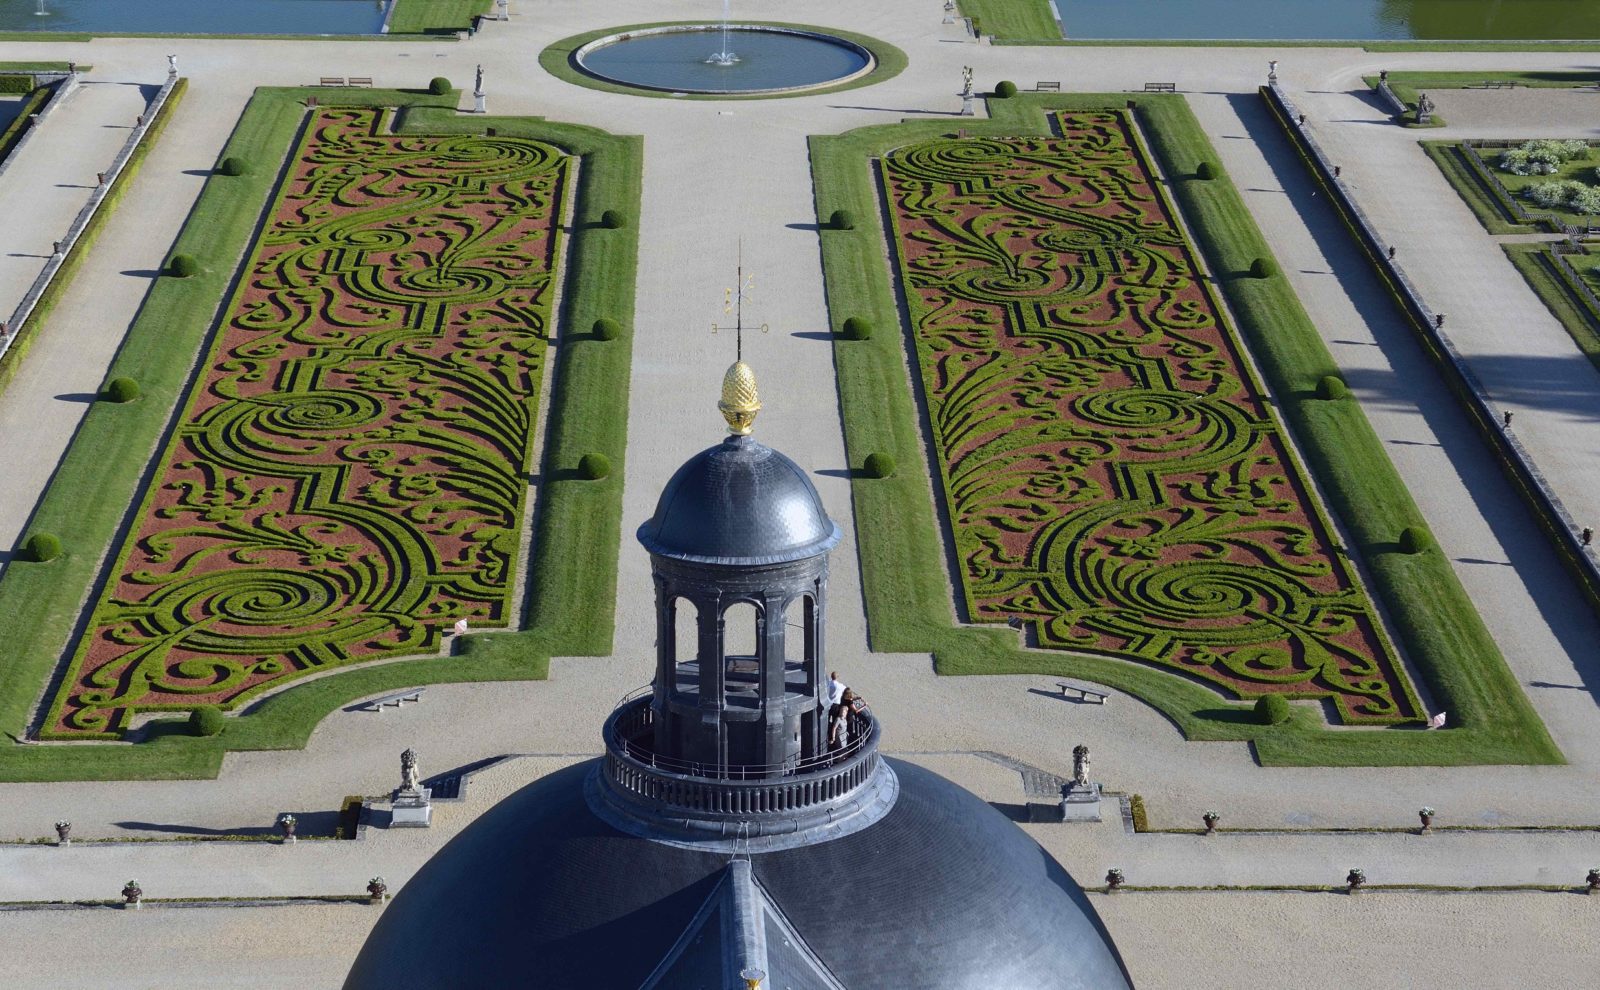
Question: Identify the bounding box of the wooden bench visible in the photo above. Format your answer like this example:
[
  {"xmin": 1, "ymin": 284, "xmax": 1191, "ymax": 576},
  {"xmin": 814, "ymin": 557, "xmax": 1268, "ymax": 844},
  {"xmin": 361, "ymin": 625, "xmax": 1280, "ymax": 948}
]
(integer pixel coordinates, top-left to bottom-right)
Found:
[
  {"xmin": 1056, "ymin": 682, "xmax": 1110, "ymax": 704},
  {"xmin": 319, "ymin": 77, "xmax": 345, "ymax": 87},
  {"xmin": 1471, "ymin": 80, "xmax": 1514, "ymax": 89},
  {"xmin": 1143, "ymin": 82, "xmax": 1177, "ymax": 93},
  {"xmin": 362, "ymin": 688, "xmax": 424, "ymax": 712},
  {"xmin": 1034, "ymin": 81, "xmax": 1061, "ymax": 92},
  {"xmin": 348, "ymin": 77, "xmax": 373, "ymax": 87}
]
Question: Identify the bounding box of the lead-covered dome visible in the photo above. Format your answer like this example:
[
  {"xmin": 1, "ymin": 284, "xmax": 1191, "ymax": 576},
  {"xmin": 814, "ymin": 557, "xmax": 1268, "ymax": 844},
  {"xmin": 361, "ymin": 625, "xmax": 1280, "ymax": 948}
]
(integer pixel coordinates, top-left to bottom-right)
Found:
[
  {"xmin": 638, "ymin": 433, "xmax": 841, "ymax": 565},
  {"xmin": 344, "ymin": 759, "xmax": 1134, "ymax": 989}
]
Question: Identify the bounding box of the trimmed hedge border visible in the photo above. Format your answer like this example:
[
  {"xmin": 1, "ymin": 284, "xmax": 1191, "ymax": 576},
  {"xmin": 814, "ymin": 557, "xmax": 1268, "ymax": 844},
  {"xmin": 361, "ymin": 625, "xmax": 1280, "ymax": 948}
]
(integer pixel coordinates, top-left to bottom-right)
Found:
[
  {"xmin": 1263, "ymin": 81, "xmax": 1600, "ymax": 625},
  {"xmin": 810, "ymin": 91, "xmax": 1558, "ymax": 766},
  {"xmin": 0, "ymin": 89, "xmax": 640, "ymax": 779}
]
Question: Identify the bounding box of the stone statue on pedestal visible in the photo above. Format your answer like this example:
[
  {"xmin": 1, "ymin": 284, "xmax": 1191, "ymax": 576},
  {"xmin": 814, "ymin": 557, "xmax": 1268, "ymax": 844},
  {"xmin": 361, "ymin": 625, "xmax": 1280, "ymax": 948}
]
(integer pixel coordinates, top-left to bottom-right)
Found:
[
  {"xmin": 393, "ymin": 747, "xmax": 432, "ymax": 827},
  {"xmin": 1072, "ymin": 744, "xmax": 1090, "ymax": 788},
  {"xmin": 1061, "ymin": 743, "xmax": 1101, "ymax": 822},
  {"xmin": 400, "ymin": 748, "xmax": 421, "ymax": 792}
]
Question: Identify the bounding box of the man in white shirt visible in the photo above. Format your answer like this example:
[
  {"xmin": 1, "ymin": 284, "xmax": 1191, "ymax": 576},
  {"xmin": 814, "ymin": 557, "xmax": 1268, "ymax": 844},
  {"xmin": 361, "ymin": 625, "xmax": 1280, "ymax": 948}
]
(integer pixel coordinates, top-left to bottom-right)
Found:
[{"xmin": 827, "ymin": 671, "xmax": 846, "ymax": 707}]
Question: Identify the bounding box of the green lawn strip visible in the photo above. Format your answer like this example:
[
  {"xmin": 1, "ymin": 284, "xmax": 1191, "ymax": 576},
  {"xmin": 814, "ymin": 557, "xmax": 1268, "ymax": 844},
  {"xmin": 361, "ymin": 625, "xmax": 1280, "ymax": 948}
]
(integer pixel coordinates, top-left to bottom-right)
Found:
[
  {"xmin": 810, "ymin": 92, "xmax": 1557, "ymax": 766},
  {"xmin": 0, "ymin": 63, "xmax": 77, "ymax": 73},
  {"xmin": 0, "ymin": 88, "xmax": 638, "ymax": 779},
  {"xmin": 959, "ymin": 0, "xmax": 1059, "ymax": 41},
  {"xmin": 1420, "ymin": 140, "xmax": 1531, "ymax": 234},
  {"xmin": 538, "ymin": 22, "xmax": 906, "ymax": 101},
  {"xmin": 1502, "ymin": 243, "xmax": 1600, "ymax": 378},
  {"xmin": 0, "ymin": 77, "xmax": 187, "ymax": 396},
  {"xmin": 386, "ymin": 0, "xmax": 493, "ymax": 35}
]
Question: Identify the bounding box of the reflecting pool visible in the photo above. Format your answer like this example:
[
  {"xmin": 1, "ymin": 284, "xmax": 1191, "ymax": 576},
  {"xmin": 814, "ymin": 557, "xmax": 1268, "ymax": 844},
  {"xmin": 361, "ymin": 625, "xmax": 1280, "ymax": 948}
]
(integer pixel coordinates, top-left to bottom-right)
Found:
[
  {"xmin": 1053, "ymin": 0, "xmax": 1600, "ymax": 40},
  {"xmin": 576, "ymin": 26, "xmax": 872, "ymax": 94},
  {"xmin": 0, "ymin": 0, "xmax": 390, "ymax": 35}
]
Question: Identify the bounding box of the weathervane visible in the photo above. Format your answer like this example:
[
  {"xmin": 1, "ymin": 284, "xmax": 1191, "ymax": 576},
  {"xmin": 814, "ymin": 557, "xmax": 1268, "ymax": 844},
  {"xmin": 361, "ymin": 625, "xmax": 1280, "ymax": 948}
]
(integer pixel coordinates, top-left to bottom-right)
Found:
[{"xmin": 710, "ymin": 241, "xmax": 768, "ymax": 361}]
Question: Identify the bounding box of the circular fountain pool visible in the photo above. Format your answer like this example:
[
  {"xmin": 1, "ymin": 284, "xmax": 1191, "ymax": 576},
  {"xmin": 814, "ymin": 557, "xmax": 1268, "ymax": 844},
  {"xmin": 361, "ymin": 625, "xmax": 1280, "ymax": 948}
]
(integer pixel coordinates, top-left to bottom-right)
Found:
[{"xmin": 573, "ymin": 24, "xmax": 876, "ymax": 96}]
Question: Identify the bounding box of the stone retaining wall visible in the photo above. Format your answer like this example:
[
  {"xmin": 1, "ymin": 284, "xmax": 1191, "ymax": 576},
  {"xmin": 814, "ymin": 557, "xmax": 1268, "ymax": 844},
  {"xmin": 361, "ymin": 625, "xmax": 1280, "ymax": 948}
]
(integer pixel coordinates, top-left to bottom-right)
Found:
[{"xmin": 1262, "ymin": 80, "xmax": 1600, "ymax": 610}]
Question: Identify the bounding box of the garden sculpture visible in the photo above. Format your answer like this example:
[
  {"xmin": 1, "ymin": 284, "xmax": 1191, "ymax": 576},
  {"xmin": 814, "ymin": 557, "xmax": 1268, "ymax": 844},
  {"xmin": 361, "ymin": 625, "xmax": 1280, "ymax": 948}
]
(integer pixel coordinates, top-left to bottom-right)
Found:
[
  {"xmin": 1072, "ymin": 744, "xmax": 1090, "ymax": 788},
  {"xmin": 401, "ymin": 748, "xmax": 421, "ymax": 792}
]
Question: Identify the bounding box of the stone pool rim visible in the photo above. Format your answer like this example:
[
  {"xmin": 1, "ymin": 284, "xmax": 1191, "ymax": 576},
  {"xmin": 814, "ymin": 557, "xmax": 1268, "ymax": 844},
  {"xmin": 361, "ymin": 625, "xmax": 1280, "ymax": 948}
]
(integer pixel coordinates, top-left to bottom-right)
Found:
[{"xmin": 549, "ymin": 21, "xmax": 902, "ymax": 100}]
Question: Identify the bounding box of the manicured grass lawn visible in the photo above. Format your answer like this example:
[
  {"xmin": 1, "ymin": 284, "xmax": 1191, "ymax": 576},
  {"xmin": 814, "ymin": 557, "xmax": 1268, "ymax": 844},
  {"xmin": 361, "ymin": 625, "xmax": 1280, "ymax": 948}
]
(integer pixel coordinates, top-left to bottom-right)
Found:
[
  {"xmin": 1494, "ymin": 155, "xmax": 1600, "ymax": 228},
  {"xmin": 960, "ymin": 0, "xmax": 1059, "ymax": 40},
  {"xmin": 810, "ymin": 92, "xmax": 1559, "ymax": 766},
  {"xmin": 1377, "ymin": 71, "xmax": 1600, "ymax": 99},
  {"xmin": 386, "ymin": 0, "xmax": 493, "ymax": 35},
  {"xmin": 0, "ymin": 87, "xmax": 639, "ymax": 779},
  {"xmin": 1422, "ymin": 139, "xmax": 1600, "ymax": 232}
]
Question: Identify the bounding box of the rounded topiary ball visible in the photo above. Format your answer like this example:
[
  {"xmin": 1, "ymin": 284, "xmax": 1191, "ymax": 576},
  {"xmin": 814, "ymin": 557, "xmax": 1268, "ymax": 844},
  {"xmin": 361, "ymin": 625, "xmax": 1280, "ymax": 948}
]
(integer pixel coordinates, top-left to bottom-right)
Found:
[
  {"xmin": 578, "ymin": 453, "xmax": 611, "ymax": 480},
  {"xmin": 189, "ymin": 705, "xmax": 225, "ymax": 737},
  {"xmin": 1196, "ymin": 160, "xmax": 1217, "ymax": 180},
  {"xmin": 592, "ymin": 318, "xmax": 621, "ymax": 341},
  {"xmin": 25, "ymin": 532, "xmax": 61, "ymax": 563},
  {"xmin": 1249, "ymin": 257, "xmax": 1277, "ymax": 279},
  {"xmin": 829, "ymin": 209, "xmax": 854, "ymax": 231},
  {"xmin": 1398, "ymin": 525, "xmax": 1434, "ymax": 554},
  {"xmin": 428, "ymin": 76, "xmax": 452, "ymax": 96},
  {"xmin": 863, "ymin": 452, "xmax": 896, "ymax": 479},
  {"xmin": 599, "ymin": 209, "xmax": 625, "ymax": 230},
  {"xmin": 841, "ymin": 316, "xmax": 872, "ymax": 341},
  {"xmin": 217, "ymin": 156, "xmax": 246, "ymax": 177},
  {"xmin": 168, "ymin": 254, "xmax": 199, "ymax": 278},
  {"xmin": 104, "ymin": 377, "xmax": 140, "ymax": 403},
  {"xmin": 1255, "ymin": 694, "xmax": 1292, "ymax": 726},
  {"xmin": 1315, "ymin": 375, "xmax": 1349, "ymax": 400},
  {"xmin": 995, "ymin": 80, "xmax": 1018, "ymax": 98}
]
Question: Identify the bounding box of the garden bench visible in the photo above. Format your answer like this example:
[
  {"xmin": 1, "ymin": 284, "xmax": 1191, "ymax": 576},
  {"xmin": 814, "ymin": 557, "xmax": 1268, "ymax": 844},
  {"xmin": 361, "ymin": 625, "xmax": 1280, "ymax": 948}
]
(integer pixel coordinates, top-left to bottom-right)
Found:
[
  {"xmin": 1143, "ymin": 82, "xmax": 1176, "ymax": 93},
  {"xmin": 362, "ymin": 688, "xmax": 424, "ymax": 712},
  {"xmin": 1056, "ymin": 682, "xmax": 1110, "ymax": 704},
  {"xmin": 319, "ymin": 77, "xmax": 345, "ymax": 87},
  {"xmin": 1472, "ymin": 80, "xmax": 1513, "ymax": 89},
  {"xmin": 348, "ymin": 77, "xmax": 373, "ymax": 87},
  {"xmin": 1034, "ymin": 81, "xmax": 1061, "ymax": 92}
]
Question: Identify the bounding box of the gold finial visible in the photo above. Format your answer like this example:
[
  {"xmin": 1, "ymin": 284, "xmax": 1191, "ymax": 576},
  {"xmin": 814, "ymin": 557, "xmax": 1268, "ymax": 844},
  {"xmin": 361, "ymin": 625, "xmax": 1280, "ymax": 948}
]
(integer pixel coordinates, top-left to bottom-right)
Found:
[{"xmin": 719, "ymin": 360, "xmax": 761, "ymax": 435}]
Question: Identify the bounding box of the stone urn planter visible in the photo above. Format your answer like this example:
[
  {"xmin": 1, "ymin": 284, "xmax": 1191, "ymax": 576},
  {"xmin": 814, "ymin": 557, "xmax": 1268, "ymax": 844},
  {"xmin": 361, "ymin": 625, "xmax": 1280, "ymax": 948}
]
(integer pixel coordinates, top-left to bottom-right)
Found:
[
  {"xmin": 1585, "ymin": 868, "xmax": 1600, "ymax": 895},
  {"xmin": 121, "ymin": 879, "xmax": 143, "ymax": 909},
  {"xmin": 1345, "ymin": 868, "xmax": 1366, "ymax": 894},
  {"xmin": 54, "ymin": 820, "xmax": 71, "ymax": 847},
  {"xmin": 279, "ymin": 814, "xmax": 297, "ymax": 844},
  {"xmin": 1105, "ymin": 868, "xmax": 1125, "ymax": 893},
  {"xmin": 1202, "ymin": 811, "xmax": 1220, "ymax": 835},
  {"xmin": 1418, "ymin": 807, "xmax": 1434, "ymax": 834},
  {"xmin": 367, "ymin": 876, "xmax": 388, "ymax": 903}
]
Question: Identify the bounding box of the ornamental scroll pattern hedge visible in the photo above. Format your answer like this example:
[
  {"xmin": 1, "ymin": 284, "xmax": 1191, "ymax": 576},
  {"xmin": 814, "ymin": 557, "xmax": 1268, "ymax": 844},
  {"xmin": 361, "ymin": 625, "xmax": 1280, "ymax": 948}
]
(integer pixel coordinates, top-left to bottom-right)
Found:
[
  {"xmin": 880, "ymin": 111, "xmax": 1422, "ymax": 724},
  {"xmin": 45, "ymin": 108, "xmax": 568, "ymax": 737}
]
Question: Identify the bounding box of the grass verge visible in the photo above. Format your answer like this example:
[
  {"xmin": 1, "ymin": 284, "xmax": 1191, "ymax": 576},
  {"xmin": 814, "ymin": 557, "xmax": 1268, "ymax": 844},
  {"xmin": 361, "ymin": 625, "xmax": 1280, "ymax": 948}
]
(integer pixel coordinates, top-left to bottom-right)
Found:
[
  {"xmin": 538, "ymin": 22, "xmax": 906, "ymax": 101},
  {"xmin": 0, "ymin": 87, "xmax": 639, "ymax": 780},
  {"xmin": 385, "ymin": 0, "xmax": 493, "ymax": 35},
  {"xmin": 809, "ymin": 92, "xmax": 1558, "ymax": 766},
  {"xmin": 961, "ymin": 0, "xmax": 1059, "ymax": 40}
]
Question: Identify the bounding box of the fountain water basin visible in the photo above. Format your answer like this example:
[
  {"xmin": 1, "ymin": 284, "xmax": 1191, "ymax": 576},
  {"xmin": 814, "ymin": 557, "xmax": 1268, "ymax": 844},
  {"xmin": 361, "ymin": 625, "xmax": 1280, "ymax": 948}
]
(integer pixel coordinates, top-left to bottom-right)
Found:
[{"xmin": 574, "ymin": 24, "xmax": 874, "ymax": 96}]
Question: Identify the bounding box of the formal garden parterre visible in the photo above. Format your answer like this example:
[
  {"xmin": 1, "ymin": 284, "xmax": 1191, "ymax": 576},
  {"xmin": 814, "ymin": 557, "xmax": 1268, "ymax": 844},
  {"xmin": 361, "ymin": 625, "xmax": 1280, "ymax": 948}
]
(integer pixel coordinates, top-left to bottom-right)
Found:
[
  {"xmin": 813, "ymin": 92, "xmax": 1558, "ymax": 764},
  {"xmin": 880, "ymin": 112, "xmax": 1420, "ymax": 724},
  {"xmin": 0, "ymin": 86, "xmax": 639, "ymax": 776},
  {"xmin": 43, "ymin": 107, "xmax": 569, "ymax": 737}
]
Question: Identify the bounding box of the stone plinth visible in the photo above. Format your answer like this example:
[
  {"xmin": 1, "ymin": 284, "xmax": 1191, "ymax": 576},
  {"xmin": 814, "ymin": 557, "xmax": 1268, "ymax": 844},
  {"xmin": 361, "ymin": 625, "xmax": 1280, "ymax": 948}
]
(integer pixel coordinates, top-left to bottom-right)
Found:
[
  {"xmin": 1060, "ymin": 781, "xmax": 1102, "ymax": 823},
  {"xmin": 391, "ymin": 787, "xmax": 432, "ymax": 828}
]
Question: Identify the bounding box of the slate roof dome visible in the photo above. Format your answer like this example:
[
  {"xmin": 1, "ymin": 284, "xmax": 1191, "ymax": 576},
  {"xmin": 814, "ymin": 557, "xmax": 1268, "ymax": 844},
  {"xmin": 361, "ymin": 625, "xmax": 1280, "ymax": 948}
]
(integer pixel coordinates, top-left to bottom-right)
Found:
[
  {"xmin": 638, "ymin": 433, "xmax": 842, "ymax": 565},
  {"xmin": 343, "ymin": 759, "xmax": 1135, "ymax": 989}
]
